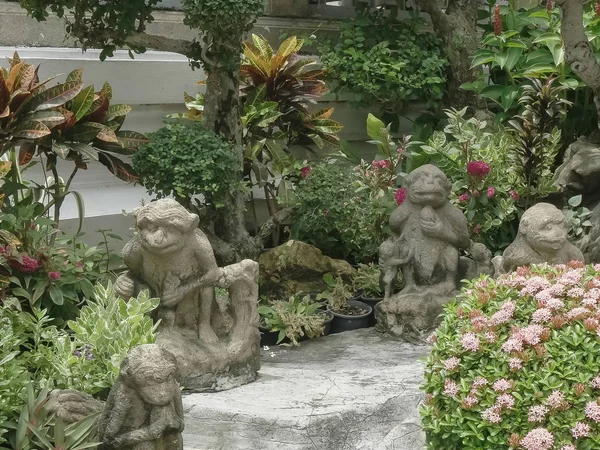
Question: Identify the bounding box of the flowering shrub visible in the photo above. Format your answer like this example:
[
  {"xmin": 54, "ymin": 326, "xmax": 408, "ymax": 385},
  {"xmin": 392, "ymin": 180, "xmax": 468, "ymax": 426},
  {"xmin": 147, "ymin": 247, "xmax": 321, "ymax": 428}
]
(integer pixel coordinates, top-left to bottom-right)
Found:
[{"xmin": 421, "ymin": 262, "xmax": 600, "ymax": 449}]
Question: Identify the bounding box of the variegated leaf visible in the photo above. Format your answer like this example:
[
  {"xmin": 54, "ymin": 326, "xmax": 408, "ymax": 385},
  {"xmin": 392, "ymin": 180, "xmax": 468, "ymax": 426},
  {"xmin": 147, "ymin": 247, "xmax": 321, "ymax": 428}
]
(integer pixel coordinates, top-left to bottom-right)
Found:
[
  {"xmin": 11, "ymin": 120, "xmax": 51, "ymax": 139},
  {"xmin": 28, "ymin": 110, "xmax": 66, "ymax": 127},
  {"xmin": 26, "ymin": 81, "xmax": 83, "ymax": 112},
  {"xmin": 52, "ymin": 142, "xmax": 71, "ymax": 159},
  {"xmin": 0, "ymin": 161, "xmax": 12, "ymax": 177},
  {"xmin": 70, "ymin": 85, "xmax": 95, "ymax": 121},
  {"xmin": 105, "ymin": 104, "xmax": 132, "ymax": 122},
  {"xmin": 18, "ymin": 142, "xmax": 36, "ymax": 165},
  {"xmin": 66, "ymin": 68, "xmax": 83, "ymax": 83}
]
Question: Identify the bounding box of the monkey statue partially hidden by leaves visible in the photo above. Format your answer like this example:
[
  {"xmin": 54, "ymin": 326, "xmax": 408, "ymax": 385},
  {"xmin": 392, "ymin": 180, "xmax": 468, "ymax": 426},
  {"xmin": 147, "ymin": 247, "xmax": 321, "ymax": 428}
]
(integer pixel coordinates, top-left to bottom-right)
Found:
[
  {"xmin": 99, "ymin": 344, "xmax": 184, "ymax": 450},
  {"xmin": 376, "ymin": 165, "xmax": 471, "ymax": 338},
  {"xmin": 494, "ymin": 203, "xmax": 584, "ymax": 276},
  {"xmin": 115, "ymin": 199, "xmax": 261, "ymax": 392}
]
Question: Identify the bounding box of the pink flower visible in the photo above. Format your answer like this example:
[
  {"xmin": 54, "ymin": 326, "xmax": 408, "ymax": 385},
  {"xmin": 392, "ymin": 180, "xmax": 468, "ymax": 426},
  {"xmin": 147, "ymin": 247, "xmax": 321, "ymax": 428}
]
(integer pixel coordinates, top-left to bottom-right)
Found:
[
  {"xmin": 532, "ymin": 308, "xmax": 552, "ymax": 323},
  {"xmin": 567, "ymin": 287, "xmax": 585, "ymax": 298},
  {"xmin": 461, "ymin": 332, "xmax": 480, "ymax": 352},
  {"xmin": 300, "ymin": 166, "xmax": 311, "ymax": 178},
  {"xmin": 463, "ymin": 394, "xmax": 478, "ymax": 408},
  {"xmin": 473, "ymin": 224, "xmax": 481, "ymax": 235},
  {"xmin": 492, "ymin": 378, "xmax": 512, "ymax": 393},
  {"xmin": 372, "ymin": 159, "xmax": 391, "ymax": 170},
  {"xmin": 546, "ymin": 298, "xmax": 565, "ymax": 310},
  {"xmin": 502, "ymin": 337, "xmax": 523, "ymax": 353},
  {"xmin": 426, "ymin": 333, "xmax": 437, "ymax": 344},
  {"xmin": 443, "ymin": 357, "xmax": 460, "ymax": 371},
  {"xmin": 528, "ymin": 405, "xmax": 549, "ymax": 422},
  {"xmin": 397, "ymin": 146, "xmax": 405, "ymax": 153},
  {"xmin": 571, "ymin": 421, "xmax": 590, "ymax": 439},
  {"xmin": 443, "ymin": 378, "xmax": 459, "ymax": 397},
  {"xmin": 546, "ymin": 0, "xmax": 552, "ymax": 10},
  {"xmin": 561, "ymin": 445, "xmax": 576, "ymax": 450},
  {"xmin": 509, "ymin": 189, "xmax": 519, "ymax": 201},
  {"xmin": 48, "ymin": 271, "xmax": 61, "ymax": 281},
  {"xmin": 458, "ymin": 193, "xmax": 470, "ymax": 203},
  {"xmin": 522, "ymin": 325, "xmax": 544, "ymax": 346},
  {"xmin": 395, "ymin": 187, "xmax": 407, "ymax": 206},
  {"xmin": 8, "ymin": 254, "xmax": 42, "ymax": 273},
  {"xmin": 546, "ymin": 390, "xmax": 565, "ymax": 409},
  {"xmin": 591, "ymin": 375, "xmax": 600, "ymax": 389},
  {"xmin": 567, "ymin": 307, "xmax": 588, "ymax": 320},
  {"xmin": 482, "ymin": 405, "xmax": 502, "ymax": 423},
  {"xmin": 484, "ymin": 331, "xmax": 497, "ymax": 343},
  {"xmin": 466, "ymin": 160, "xmax": 490, "ymax": 177},
  {"xmin": 520, "ymin": 428, "xmax": 554, "ymax": 450},
  {"xmin": 509, "ymin": 357, "xmax": 522, "ymax": 370},
  {"xmin": 487, "ymin": 186, "xmax": 496, "ymax": 199},
  {"xmin": 585, "ymin": 401, "xmax": 600, "ymax": 422},
  {"xmin": 496, "ymin": 393, "xmax": 515, "ymax": 409},
  {"xmin": 472, "ymin": 377, "xmax": 488, "ymax": 390}
]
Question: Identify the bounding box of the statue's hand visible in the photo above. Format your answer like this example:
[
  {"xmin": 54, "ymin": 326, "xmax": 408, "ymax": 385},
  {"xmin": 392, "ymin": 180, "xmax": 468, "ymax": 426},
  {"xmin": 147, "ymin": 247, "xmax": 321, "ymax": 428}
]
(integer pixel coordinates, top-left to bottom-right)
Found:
[
  {"xmin": 115, "ymin": 273, "xmax": 135, "ymax": 300},
  {"xmin": 161, "ymin": 288, "xmax": 185, "ymax": 308},
  {"xmin": 420, "ymin": 215, "xmax": 443, "ymax": 237}
]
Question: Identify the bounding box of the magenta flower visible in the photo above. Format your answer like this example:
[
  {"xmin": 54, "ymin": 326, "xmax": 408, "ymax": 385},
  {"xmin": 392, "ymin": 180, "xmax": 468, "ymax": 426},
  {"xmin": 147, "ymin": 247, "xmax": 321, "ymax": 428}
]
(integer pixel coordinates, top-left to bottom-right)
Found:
[
  {"xmin": 473, "ymin": 224, "xmax": 481, "ymax": 234},
  {"xmin": 300, "ymin": 166, "xmax": 312, "ymax": 178},
  {"xmin": 9, "ymin": 254, "xmax": 42, "ymax": 273},
  {"xmin": 48, "ymin": 271, "xmax": 61, "ymax": 281},
  {"xmin": 509, "ymin": 189, "xmax": 519, "ymax": 201},
  {"xmin": 466, "ymin": 160, "xmax": 490, "ymax": 177},
  {"xmin": 458, "ymin": 193, "xmax": 470, "ymax": 203},
  {"xmin": 487, "ymin": 186, "xmax": 496, "ymax": 199},
  {"xmin": 395, "ymin": 187, "xmax": 407, "ymax": 205},
  {"xmin": 372, "ymin": 159, "xmax": 391, "ymax": 170}
]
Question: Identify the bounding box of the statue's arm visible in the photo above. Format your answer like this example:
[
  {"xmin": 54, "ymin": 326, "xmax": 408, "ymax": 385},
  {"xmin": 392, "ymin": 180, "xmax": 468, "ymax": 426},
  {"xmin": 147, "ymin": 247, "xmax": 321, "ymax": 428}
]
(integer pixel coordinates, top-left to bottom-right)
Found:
[
  {"xmin": 389, "ymin": 204, "xmax": 411, "ymax": 237},
  {"xmin": 441, "ymin": 206, "xmax": 471, "ymax": 249},
  {"xmin": 101, "ymin": 385, "xmax": 131, "ymax": 446},
  {"xmin": 116, "ymin": 238, "xmax": 145, "ymax": 299}
]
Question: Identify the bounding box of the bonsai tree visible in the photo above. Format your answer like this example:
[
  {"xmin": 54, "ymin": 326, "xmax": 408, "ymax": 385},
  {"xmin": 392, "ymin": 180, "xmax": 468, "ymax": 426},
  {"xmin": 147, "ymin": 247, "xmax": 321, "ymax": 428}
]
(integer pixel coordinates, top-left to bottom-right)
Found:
[{"xmin": 18, "ymin": 0, "xmax": 268, "ymax": 263}]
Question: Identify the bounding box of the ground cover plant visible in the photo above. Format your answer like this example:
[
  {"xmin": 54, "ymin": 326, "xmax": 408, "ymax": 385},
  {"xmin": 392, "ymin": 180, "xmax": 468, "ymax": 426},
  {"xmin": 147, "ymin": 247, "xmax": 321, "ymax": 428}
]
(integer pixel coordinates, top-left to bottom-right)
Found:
[{"xmin": 421, "ymin": 262, "xmax": 600, "ymax": 449}]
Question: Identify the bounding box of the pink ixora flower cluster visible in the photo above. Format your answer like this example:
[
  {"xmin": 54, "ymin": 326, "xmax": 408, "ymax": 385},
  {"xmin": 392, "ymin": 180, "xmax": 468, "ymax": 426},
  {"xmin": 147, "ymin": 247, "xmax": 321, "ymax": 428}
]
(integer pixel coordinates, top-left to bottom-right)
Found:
[
  {"xmin": 372, "ymin": 159, "xmax": 391, "ymax": 170},
  {"xmin": 395, "ymin": 187, "xmax": 407, "ymax": 206},
  {"xmin": 466, "ymin": 160, "xmax": 490, "ymax": 177},
  {"xmin": 520, "ymin": 428, "xmax": 554, "ymax": 450},
  {"xmin": 8, "ymin": 253, "xmax": 42, "ymax": 273}
]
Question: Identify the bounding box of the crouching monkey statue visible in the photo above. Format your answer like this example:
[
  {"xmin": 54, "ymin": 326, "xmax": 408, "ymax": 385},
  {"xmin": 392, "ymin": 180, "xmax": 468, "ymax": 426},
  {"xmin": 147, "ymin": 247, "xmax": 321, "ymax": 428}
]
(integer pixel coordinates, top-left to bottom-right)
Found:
[{"xmin": 115, "ymin": 199, "xmax": 260, "ymax": 392}]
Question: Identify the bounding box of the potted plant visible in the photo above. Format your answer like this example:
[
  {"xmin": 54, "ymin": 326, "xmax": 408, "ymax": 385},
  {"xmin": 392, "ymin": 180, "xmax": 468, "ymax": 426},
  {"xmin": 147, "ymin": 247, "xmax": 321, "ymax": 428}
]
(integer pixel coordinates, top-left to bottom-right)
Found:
[
  {"xmin": 318, "ymin": 275, "xmax": 371, "ymax": 333},
  {"xmin": 257, "ymin": 295, "xmax": 333, "ymax": 346},
  {"xmin": 353, "ymin": 263, "xmax": 385, "ymax": 326}
]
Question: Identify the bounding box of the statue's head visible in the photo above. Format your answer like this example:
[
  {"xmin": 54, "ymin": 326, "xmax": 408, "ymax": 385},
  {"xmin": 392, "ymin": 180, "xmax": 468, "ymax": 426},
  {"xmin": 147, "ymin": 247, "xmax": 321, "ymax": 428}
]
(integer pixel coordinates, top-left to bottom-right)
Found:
[
  {"xmin": 121, "ymin": 344, "xmax": 179, "ymax": 406},
  {"xmin": 133, "ymin": 199, "xmax": 199, "ymax": 255},
  {"xmin": 405, "ymin": 164, "xmax": 451, "ymax": 208},
  {"xmin": 519, "ymin": 203, "xmax": 568, "ymax": 253}
]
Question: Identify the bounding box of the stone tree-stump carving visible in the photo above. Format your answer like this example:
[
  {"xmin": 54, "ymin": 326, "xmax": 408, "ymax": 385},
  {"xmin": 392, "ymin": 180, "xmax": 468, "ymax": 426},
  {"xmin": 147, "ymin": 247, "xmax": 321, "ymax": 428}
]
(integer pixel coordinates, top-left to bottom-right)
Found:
[
  {"xmin": 493, "ymin": 202, "xmax": 585, "ymax": 276},
  {"xmin": 376, "ymin": 165, "xmax": 471, "ymax": 338},
  {"xmin": 116, "ymin": 199, "xmax": 260, "ymax": 392},
  {"xmin": 99, "ymin": 344, "xmax": 184, "ymax": 450}
]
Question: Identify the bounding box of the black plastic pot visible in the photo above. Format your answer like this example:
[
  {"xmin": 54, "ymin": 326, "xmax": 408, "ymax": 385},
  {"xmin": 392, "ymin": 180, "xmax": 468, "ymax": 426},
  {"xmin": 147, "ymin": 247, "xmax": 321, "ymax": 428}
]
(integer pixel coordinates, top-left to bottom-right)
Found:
[
  {"xmin": 259, "ymin": 326, "xmax": 281, "ymax": 347},
  {"xmin": 328, "ymin": 300, "xmax": 372, "ymax": 334},
  {"xmin": 360, "ymin": 295, "xmax": 384, "ymax": 327},
  {"xmin": 321, "ymin": 310, "xmax": 334, "ymax": 336}
]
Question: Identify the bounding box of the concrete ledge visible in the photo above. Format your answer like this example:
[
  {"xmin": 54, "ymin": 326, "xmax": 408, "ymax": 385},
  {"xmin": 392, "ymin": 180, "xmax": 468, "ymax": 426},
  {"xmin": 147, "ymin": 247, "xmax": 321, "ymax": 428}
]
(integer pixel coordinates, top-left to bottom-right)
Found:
[{"xmin": 181, "ymin": 328, "xmax": 427, "ymax": 450}]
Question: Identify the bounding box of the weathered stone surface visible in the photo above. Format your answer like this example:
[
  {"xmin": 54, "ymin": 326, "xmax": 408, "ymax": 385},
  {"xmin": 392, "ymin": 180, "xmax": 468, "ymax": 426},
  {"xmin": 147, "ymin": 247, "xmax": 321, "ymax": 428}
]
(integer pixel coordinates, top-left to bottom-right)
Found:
[
  {"xmin": 495, "ymin": 203, "xmax": 584, "ymax": 275},
  {"xmin": 259, "ymin": 240, "xmax": 356, "ymax": 298},
  {"xmin": 376, "ymin": 165, "xmax": 471, "ymax": 339},
  {"xmin": 99, "ymin": 344, "xmax": 184, "ymax": 450},
  {"xmin": 116, "ymin": 199, "xmax": 260, "ymax": 392},
  {"xmin": 579, "ymin": 203, "xmax": 600, "ymax": 264},
  {"xmin": 182, "ymin": 329, "xmax": 427, "ymax": 450},
  {"xmin": 554, "ymin": 139, "xmax": 600, "ymax": 207},
  {"xmin": 46, "ymin": 389, "xmax": 105, "ymax": 425}
]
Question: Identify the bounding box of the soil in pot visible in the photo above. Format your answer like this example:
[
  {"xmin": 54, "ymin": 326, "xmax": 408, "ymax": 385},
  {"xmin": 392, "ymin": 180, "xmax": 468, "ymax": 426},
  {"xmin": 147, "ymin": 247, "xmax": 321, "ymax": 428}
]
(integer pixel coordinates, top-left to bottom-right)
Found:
[
  {"xmin": 328, "ymin": 299, "xmax": 372, "ymax": 334},
  {"xmin": 360, "ymin": 295, "xmax": 384, "ymax": 327}
]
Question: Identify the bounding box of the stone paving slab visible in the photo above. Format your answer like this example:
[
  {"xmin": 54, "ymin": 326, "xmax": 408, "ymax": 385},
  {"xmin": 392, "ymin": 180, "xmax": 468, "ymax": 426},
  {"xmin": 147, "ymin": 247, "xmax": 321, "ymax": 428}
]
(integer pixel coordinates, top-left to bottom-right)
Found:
[{"xmin": 182, "ymin": 328, "xmax": 428, "ymax": 450}]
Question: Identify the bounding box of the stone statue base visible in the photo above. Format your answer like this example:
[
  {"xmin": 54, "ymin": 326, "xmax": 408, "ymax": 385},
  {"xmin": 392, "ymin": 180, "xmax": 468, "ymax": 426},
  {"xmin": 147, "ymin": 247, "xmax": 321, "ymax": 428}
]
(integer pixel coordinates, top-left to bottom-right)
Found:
[{"xmin": 375, "ymin": 284, "xmax": 456, "ymax": 340}]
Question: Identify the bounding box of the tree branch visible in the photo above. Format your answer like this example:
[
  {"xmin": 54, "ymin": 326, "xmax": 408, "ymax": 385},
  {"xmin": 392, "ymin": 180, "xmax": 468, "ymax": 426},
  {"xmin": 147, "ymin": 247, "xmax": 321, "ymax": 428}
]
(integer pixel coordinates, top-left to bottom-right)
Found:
[
  {"xmin": 418, "ymin": 0, "xmax": 450, "ymax": 33},
  {"xmin": 254, "ymin": 207, "xmax": 294, "ymax": 247},
  {"xmin": 92, "ymin": 30, "xmax": 197, "ymax": 57}
]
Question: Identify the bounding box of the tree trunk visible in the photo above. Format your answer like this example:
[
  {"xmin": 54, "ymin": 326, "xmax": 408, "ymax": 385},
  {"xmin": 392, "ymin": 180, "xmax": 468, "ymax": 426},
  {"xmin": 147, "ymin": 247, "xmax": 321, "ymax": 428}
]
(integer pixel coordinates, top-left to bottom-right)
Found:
[
  {"xmin": 419, "ymin": 0, "xmax": 487, "ymax": 111},
  {"xmin": 203, "ymin": 41, "xmax": 260, "ymax": 264},
  {"xmin": 556, "ymin": 0, "xmax": 600, "ymax": 136}
]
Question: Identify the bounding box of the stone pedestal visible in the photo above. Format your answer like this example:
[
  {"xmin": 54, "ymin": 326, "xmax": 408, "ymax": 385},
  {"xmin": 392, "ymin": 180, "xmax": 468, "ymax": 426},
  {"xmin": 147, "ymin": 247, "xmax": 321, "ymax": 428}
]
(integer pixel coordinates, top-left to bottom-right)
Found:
[{"xmin": 182, "ymin": 329, "xmax": 427, "ymax": 450}]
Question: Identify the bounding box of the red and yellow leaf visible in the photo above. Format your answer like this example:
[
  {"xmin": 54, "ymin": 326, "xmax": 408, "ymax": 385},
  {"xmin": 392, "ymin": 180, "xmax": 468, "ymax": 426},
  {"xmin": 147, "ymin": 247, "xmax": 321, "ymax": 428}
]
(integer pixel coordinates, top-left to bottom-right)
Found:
[
  {"xmin": 98, "ymin": 152, "xmax": 138, "ymax": 183},
  {"xmin": 11, "ymin": 120, "xmax": 51, "ymax": 139},
  {"xmin": 26, "ymin": 81, "xmax": 83, "ymax": 112},
  {"xmin": 18, "ymin": 142, "xmax": 36, "ymax": 165}
]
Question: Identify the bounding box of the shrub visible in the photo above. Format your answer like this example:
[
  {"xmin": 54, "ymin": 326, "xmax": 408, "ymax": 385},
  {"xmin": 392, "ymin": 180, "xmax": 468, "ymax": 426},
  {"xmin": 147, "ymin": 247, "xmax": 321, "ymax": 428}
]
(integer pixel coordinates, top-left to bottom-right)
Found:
[
  {"xmin": 289, "ymin": 160, "xmax": 393, "ymax": 263},
  {"xmin": 0, "ymin": 282, "xmax": 158, "ymax": 445},
  {"xmin": 133, "ymin": 123, "xmax": 242, "ymax": 208},
  {"xmin": 421, "ymin": 262, "xmax": 600, "ymax": 450}
]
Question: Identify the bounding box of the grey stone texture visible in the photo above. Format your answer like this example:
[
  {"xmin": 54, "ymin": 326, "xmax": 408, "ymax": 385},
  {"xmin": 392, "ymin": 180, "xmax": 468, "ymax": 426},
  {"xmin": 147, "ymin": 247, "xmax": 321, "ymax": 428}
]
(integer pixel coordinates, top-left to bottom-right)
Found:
[
  {"xmin": 99, "ymin": 344, "xmax": 185, "ymax": 450},
  {"xmin": 495, "ymin": 202, "xmax": 585, "ymax": 275},
  {"xmin": 554, "ymin": 139, "xmax": 600, "ymax": 208},
  {"xmin": 45, "ymin": 389, "xmax": 105, "ymax": 424},
  {"xmin": 578, "ymin": 203, "xmax": 600, "ymax": 264},
  {"xmin": 376, "ymin": 165, "xmax": 471, "ymax": 339},
  {"xmin": 116, "ymin": 199, "xmax": 260, "ymax": 392},
  {"xmin": 182, "ymin": 328, "xmax": 427, "ymax": 450},
  {"xmin": 259, "ymin": 240, "xmax": 356, "ymax": 298}
]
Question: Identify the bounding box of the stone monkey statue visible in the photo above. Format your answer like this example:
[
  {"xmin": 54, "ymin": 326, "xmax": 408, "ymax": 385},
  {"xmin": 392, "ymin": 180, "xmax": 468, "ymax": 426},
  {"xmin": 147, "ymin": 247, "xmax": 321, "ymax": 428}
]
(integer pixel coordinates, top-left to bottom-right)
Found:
[
  {"xmin": 496, "ymin": 202, "xmax": 584, "ymax": 275},
  {"xmin": 115, "ymin": 199, "xmax": 219, "ymax": 343},
  {"xmin": 99, "ymin": 344, "xmax": 184, "ymax": 450}
]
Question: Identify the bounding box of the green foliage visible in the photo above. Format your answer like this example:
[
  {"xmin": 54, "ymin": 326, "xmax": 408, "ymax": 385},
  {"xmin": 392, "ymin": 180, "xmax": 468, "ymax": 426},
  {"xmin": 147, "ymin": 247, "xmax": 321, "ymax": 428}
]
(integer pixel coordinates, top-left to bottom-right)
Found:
[
  {"xmin": 133, "ymin": 123, "xmax": 242, "ymax": 208},
  {"xmin": 317, "ymin": 274, "xmax": 353, "ymax": 312},
  {"xmin": 289, "ymin": 160, "xmax": 394, "ymax": 264},
  {"xmin": 6, "ymin": 383, "xmax": 100, "ymax": 450},
  {"xmin": 0, "ymin": 282, "xmax": 158, "ymax": 445},
  {"xmin": 421, "ymin": 263, "xmax": 600, "ymax": 449},
  {"xmin": 466, "ymin": 2, "xmax": 598, "ymax": 144},
  {"xmin": 508, "ymin": 78, "xmax": 570, "ymax": 208},
  {"xmin": 353, "ymin": 263, "xmax": 383, "ymax": 298},
  {"xmin": 564, "ymin": 194, "xmax": 594, "ymax": 240},
  {"xmin": 258, "ymin": 294, "xmax": 326, "ymax": 346},
  {"xmin": 318, "ymin": 9, "xmax": 447, "ymax": 120},
  {"xmin": 413, "ymin": 108, "xmax": 520, "ymax": 254}
]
